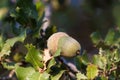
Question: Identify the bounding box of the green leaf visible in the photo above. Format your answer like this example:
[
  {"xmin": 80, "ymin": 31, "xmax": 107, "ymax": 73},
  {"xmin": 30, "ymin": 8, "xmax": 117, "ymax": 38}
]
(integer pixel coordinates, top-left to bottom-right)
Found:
[
  {"xmin": 76, "ymin": 72, "xmax": 87, "ymax": 80},
  {"xmin": 5, "ymin": 29, "xmax": 26, "ymax": 46},
  {"xmin": 13, "ymin": 53, "xmax": 23, "ymax": 62},
  {"xmin": 86, "ymin": 64, "xmax": 99, "ymax": 79},
  {"xmin": 15, "ymin": 66, "xmax": 36, "ymax": 80},
  {"xmin": 51, "ymin": 70, "xmax": 65, "ymax": 80},
  {"xmin": 25, "ymin": 44, "xmax": 44, "ymax": 70},
  {"xmin": 104, "ymin": 28, "xmax": 115, "ymax": 45},
  {"xmin": 100, "ymin": 76, "xmax": 108, "ymax": 80},
  {"xmin": 15, "ymin": 66, "xmax": 50, "ymax": 80},
  {"xmin": 29, "ymin": 72, "xmax": 50, "ymax": 80},
  {"xmin": 0, "ymin": 30, "xmax": 26, "ymax": 58},
  {"xmin": 0, "ymin": 34, "xmax": 4, "ymax": 50},
  {"xmin": 109, "ymin": 49, "xmax": 120, "ymax": 63},
  {"xmin": 1, "ymin": 62, "xmax": 15, "ymax": 70},
  {"xmin": 96, "ymin": 76, "xmax": 108, "ymax": 80},
  {"xmin": 37, "ymin": 11, "xmax": 45, "ymax": 28},
  {"xmin": 114, "ymin": 49, "xmax": 120, "ymax": 62},
  {"xmin": 32, "ymin": 12, "xmax": 45, "ymax": 38},
  {"xmin": 90, "ymin": 31, "xmax": 102, "ymax": 45},
  {"xmin": 81, "ymin": 51, "xmax": 89, "ymax": 65},
  {"xmin": 113, "ymin": 29, "xmax": 120, "ymax": 43},
  {"xmin": 93, "ymin": 54, "xmax": 107, "ymax": 70},
  {"xmin": 10, "ymin": 0, "xmax": 38, "ymax": 27},
  {"xmin": 75, "ymin": 51, "xmax": 89, "ymax": 71},
  {"xmin": 47, "ymin": 58, "xmax": 56, "ymax": 70},
  {"xmin": 75, "ymin": 56, "xmax": 83, "ymax": 70},
  {"xmin": 40, "ymin": 49, "xmax": 60, "ymax": 73}
]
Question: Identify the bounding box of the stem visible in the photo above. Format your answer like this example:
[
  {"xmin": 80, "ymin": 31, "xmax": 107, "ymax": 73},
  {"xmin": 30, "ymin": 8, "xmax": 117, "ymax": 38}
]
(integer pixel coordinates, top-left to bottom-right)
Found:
[{"xmin": 59, "ymin": 57, "xmax": 79, "ymax": 73}]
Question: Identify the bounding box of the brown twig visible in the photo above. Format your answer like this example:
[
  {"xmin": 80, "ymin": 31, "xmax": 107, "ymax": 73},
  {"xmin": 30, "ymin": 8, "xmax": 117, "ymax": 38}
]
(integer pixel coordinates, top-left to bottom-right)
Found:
[
  {"xmin": 9, "ymin": 69, "xmax": 15, "ymax": 78},
  {"xmin": 108, "ymin": 66, "xmax": 117, "ymax": 75}
]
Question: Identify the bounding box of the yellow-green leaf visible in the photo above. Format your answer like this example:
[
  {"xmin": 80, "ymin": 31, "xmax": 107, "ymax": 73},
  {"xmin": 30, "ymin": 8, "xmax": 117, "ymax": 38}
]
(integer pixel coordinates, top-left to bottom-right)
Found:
[
  {"xmin": 29, "ymin": 72, "xmax": 50, "ymax": 80},
  {"xmin": 15, "ymin": 66, "xmax": 35, "ymax": 80},
  {"xmin": 25, "ymin": 44, "xmax": 44, "ymax": 70},
  {"xmin": 76, "ymin": 72, "xmax": 87, "ymax": 80},
  {"xmin": 86, "ymin": 64, "xmax": 99, "ymax": 79}
]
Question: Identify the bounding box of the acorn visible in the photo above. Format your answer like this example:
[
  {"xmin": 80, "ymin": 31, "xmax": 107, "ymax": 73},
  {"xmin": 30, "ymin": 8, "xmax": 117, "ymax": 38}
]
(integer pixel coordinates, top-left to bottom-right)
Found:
[
  {"xmin": 47, "ymin": 32, "xmax": 81, "ymax": 57},
  {"xmin": 47, "ymin": 32, "xmax": 69, "ymax": 54}
]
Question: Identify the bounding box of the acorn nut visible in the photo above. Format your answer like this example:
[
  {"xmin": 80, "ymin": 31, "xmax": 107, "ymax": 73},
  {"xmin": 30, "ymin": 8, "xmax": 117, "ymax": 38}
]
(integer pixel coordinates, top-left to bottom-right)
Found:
[{"xmin": 47, "ymin": 32, "xmax": 81, "ymax": 57}]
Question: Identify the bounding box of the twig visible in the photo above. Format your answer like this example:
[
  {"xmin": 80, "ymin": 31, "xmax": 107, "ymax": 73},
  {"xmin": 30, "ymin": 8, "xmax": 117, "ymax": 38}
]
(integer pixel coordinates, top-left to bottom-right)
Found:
[
  {"xmin": 108, "ymin": 66, "xmax": 117, "ymax": 75},
  {"xmin": 9, "ymin": 69, "xmax": 15, "ymax": 78},
  {"xmin": 41, "ymin": 1, "xmax": 52, "ymax": 35},
  {"xmin": 59, "ymin": 57, "xmax": 80, "ymax": 73}
]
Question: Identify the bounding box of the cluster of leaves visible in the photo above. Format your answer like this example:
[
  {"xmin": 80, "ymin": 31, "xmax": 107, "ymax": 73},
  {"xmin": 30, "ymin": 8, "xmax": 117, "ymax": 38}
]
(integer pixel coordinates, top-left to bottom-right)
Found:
[
  {"xmin": 0, "ymin": 0, "xmax": 120, "ymax": 80},
  {"xmin": 90, "ymin": 28, "xmax": 120, "ymax": 79}
]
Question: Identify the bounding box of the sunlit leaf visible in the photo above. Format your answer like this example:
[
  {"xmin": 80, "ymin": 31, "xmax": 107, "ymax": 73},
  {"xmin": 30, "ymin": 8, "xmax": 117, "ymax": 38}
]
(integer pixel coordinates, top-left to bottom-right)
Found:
[
  {"xmin": 93, "ymin": 54, "xmax": 107, "ymax": 70},
  {"xmin": 76, "ymin": 72, "xmax": 87, "ymax": 80},
  {"xmin": 86, "ymin": 64, "xmax": 99, "ymax": 79},
  {"xmin": 15, "ymin": 66, "xmax": 50, "ymax": 80},
  {"xmin": 15, "ymin": 66, "xmax": 36, "ymax": 80},
  {"xmin": 0, "ymin": 30, "xmax": 26, "ymax": 58},
  {"xmin": 29, "ymin": 72, "xmax": 50, "ymax": 80},
  {"xmin": 114, "ymin": 49, "xmax": 120, "ymax": 62},
  {"xmin": 5, "ymin": 30, "xmax": 26, "ymax": 46},
  {"xmin": 25, "ymin": 44, "xmax": 44, "ymax": 70},
  {"xmin": 1, "ymin": 62, "xmax": 15, "ymax": 70}
]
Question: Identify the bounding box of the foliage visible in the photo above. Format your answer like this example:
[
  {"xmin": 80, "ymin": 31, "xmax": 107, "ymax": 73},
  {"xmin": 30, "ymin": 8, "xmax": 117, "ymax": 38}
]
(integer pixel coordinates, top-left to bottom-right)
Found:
[
  {"xmin": 0, "ymin": 0, "xmax": 120, "ymax": 80},
  {"xmin": 25, "ymin": 44, "xmax": 44, "ymax": 70},
  {"xmin": 86, "ymin": 64, "xmax": 99, "ymax": 79}
]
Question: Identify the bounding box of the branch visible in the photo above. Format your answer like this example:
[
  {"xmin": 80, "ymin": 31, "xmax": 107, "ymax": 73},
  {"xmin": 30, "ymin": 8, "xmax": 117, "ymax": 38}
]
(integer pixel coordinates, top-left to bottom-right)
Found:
[{"xmin": 59, "ymin": 57, "xmax": 80, "ymax": 73}]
